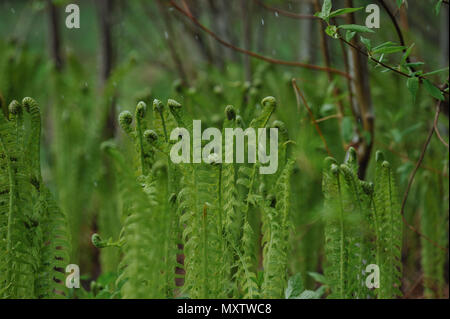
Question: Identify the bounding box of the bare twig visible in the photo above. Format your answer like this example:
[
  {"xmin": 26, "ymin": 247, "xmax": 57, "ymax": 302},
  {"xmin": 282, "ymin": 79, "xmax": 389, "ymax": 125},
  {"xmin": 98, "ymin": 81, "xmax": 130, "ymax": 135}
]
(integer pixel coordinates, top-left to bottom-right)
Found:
[
  {"xmin": 180, "ymin": 0, "xmax": 192, "ymax": 16},
  {"xmin": 403, "ymin": 274, "xmax": 423, "ymax": 299},
  {"xmin": 433, "ymin": 102, "xmax": 449, "ymax": 148},
  {"xmin": 168, "ymin": 0, "xmax": 351, "ymax": 79},
  {"xmin": 292, "ymin": 78, "xmax": 332, "ymax": 157},
  {"xmin": 375, "ymin": 140, "xmax": 448, "ymax": 177},
  {"xmin": 315, "ymin": 113, "xmax": 342, "ymax": 123},
  {"xmin": 400, "ymin": 101, "xmax": 448, "ymax": 252}
]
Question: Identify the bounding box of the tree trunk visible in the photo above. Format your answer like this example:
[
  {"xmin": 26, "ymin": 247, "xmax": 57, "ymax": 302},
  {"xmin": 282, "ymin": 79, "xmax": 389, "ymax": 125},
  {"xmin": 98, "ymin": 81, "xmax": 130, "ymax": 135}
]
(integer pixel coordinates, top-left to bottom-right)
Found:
[
  {"xmin": 241, "ymin": 0, "xmax": 252, "ymax": 81},
  {"xmin": 156, "ymin": 0, "xmax": 189, "ymax": 85},
  {"xmin": 97, "ymin": 0, "xmax": 116, "ymax": 138},
  {"xmin": 95, "ymin": 0, "xmax": 117, "ymax": 281},
  {"xmin": 207, "ymin": 0, "xmax": 225, "ymax": 69},
  {"xmin": 97, "ymin": 0, "xmax": 114, "ymax": 86},
  {"xmin": 178, "ymin": 1, "xmax": 215, "ymax": 65},
  {"xmin": 345, "ymin": 0, "xmax": 374, "ymax": 179},
  {"xmin": 440, "ymin": 8, "xmax": 449, "ymax": 118},
  {"xmin": 47, "ymin": 0, "xmax": 63, "ymax": 71},
  {"xmin": 441, "ymin": 5, "xmax": 449, "ymax": 68},
  {"xmin": 298, "ymin": 1, "xmax": 315, "ymax": 63}
]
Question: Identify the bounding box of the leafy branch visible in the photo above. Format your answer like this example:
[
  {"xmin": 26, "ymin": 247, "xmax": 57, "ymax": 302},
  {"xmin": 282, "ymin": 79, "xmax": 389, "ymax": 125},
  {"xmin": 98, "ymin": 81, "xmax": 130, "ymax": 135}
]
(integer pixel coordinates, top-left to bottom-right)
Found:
[{"xmin": 315, "ymin": 0, "xmax": 449, "ymax": 100}]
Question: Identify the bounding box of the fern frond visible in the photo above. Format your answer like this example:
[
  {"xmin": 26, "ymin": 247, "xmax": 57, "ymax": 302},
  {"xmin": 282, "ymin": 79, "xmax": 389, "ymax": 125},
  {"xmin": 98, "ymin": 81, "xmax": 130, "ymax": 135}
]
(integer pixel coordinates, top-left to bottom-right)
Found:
[
  {"xmin": 261, "ymin": 159, "xmax": 294, "ymax": 298},
  {"xmin": 374, "ymin": 151, "xmax": 402, "ymax": 299},
  {"xmin": 22, "ymin": 97, "xmax": 41, "ymax": 179},
  {"xmin": 222, "ymin": 106, "xmax": 241, "ymax": 246},
  {"xmin": 323, "ymin": 149, "xmax": 403, "ymax": 299},
  {"xmin": 234, "ymin": 221, "xmax": 259, "ymax": 298},
  {"xmin": 102, "ymin": 142, "xmax": 166, "ymax": 298},
  {"xmin": 0, "ymin": 107, "xmax": 36, "ymax": 298},
  {"xmin": 35, "ymin": 187, "xmax": 71, "ymax": 298},
  {"xmin": 322, "ymin": 157, "xmax": 346, "ymax": 298},
  {"xmin": 420, "ymin": 170, "xmax": 447, "ymax": 298},
  {"xmin": 1, "ymin": 98, "xmax": 70, "ymax": 298},
  {"xmin": 178, "ymin": 162, "xmax": 226, "ymax": 298}
]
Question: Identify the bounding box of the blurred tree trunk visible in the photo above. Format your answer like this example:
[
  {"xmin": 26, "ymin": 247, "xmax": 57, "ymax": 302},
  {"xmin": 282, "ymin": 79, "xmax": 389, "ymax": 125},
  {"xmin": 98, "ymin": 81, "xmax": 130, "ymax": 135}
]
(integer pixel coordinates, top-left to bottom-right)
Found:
[
  {"xmin": 298, "ymin": 1, "xmax": 315, "ymax": 63},
  {"xmin": 207, "ymin": 0, "xmax": 225, "ymax": 69},
  {"xmin": 313, "ymin": 0, "xmax": 345, "ymax": 130},
  {"xmin": 241, "ymin": 0, "xmax": 252, "ymax": 81},
  {"xmin": 156, "ymin": 0, "xmax": 189, "ymax": 85},
  {"xmin": 440, "ymin": 5, "xmax": 449, "ymax": 119},
  {"xmin": 441, "ymin": 5, "xmax": 449, "ymax": 68},
  {"xmin": 178, "ymin": 1, "xmax": 215, "ymax": 65},
  {"xmin": 219, "ymin": 0, "xmax": 240, "ymax": 62},
  {"xmin": 95, "ymin": 0, "xmax": 118, "ymax": 280},
  {"xmin": 345, "ymin": 0, "xmax": 374, "ymax": 179},
  {"xmin": 256, "ymin": 3, "xmax": 266, "ymax": 54},
  {"xmin": 97, "ymin": 0, "xmax": 116, "ymax": 138},
  {"xmin": 399, "ymin": 2, "xmax": 409, "ymax": 31},
  {"xmin": 46, "ymin": 0, "xmax": 63, "ymax": 145},
  {"xmin": 47, "ymin": 0, "xmax": 63, "ymax": 71},
  {"xmin": 441, "ymin": 9, "xmax": 449, "ymax": 118},
  {"xmin": 97, "ymin": 0, "xmax": 115, "ymax": 88}
]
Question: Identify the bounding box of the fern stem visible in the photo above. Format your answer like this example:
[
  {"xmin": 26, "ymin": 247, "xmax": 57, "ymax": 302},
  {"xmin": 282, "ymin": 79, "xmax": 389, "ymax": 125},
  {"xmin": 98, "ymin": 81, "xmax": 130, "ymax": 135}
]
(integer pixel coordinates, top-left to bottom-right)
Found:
[
  {"xmin": 336, "ymin": 173, "xmax": 345, "ymax": 299},
  {"xmin": 159, "ymin": 110, "xmax": 169, "ymax": 142},
  {"xmin": 135, "ymin": 115, "xmax": 146, "ymax": 175},
  {"xmin": 202, "ymin": 204, "xmax": 208, "ymax": 298}
]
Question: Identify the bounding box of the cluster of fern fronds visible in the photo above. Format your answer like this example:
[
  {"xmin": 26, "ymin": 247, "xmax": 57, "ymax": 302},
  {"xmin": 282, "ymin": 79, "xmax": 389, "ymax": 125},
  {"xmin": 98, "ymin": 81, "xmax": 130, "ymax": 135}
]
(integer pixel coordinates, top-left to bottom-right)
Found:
[
  {"xmin": 0, "ymin": 95, "xmax": 427, "ymax": 300},
  {"xmin": 93, "ymin": 95, "xmax": 296, "ymax": 298},
  {"xmin": 0, "ymin": 97, "xmax": 70, "ymax": 298},
  {"xmin": 322, "ymin": 148, "xmax": 402, "ymax": 299}
]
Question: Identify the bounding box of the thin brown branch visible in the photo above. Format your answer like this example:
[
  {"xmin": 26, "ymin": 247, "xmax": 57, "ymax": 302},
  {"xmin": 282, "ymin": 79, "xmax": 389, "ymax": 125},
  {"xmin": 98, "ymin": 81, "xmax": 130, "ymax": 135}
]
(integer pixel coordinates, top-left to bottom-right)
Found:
[
  {"xmin": 168, "ymin": 0, "xmax": 351, "ymax": 79},
  {"xmin": 180, "ymin": 0, "xmax": 193, "ymax": 16},
  {"xmin": 292, "ymin": 78, "xmax": 332, "ymax": 157},
  {"xmin": 403, "ymin": 274, "xmax": 423, "ymax": 299},
  {"xmin": 400, "ymin": 101, "xmax": 448, "ymax": 252},
  {"xmin": 375, "ymin": 140, "xmax": 448, "ymax": 177},
  {"xmin": 433, "ymin": 101, "xmax": 449, "ymax": 149},
  {"xmin": 315, "ymin": 113, "xmax": 342, "ymax": 123}
]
